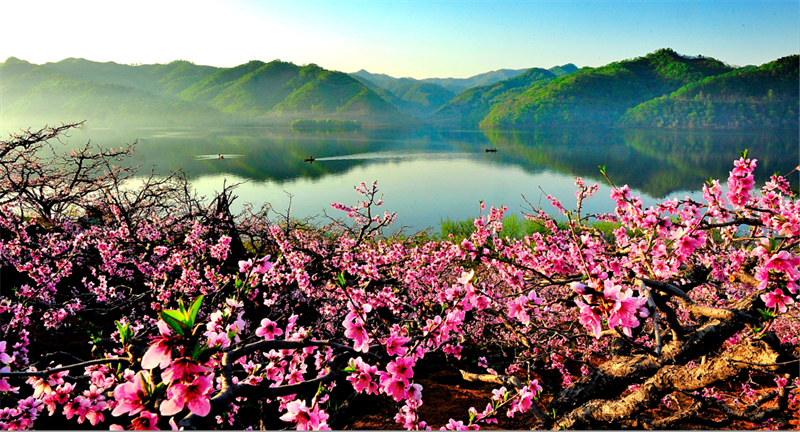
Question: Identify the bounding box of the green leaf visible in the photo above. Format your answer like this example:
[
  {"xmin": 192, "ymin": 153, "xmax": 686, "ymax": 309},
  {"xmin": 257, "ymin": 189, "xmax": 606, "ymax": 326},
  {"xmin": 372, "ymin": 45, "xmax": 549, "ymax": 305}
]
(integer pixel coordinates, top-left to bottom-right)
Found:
[
  {"xmin": 178, "ymin": 298, "xmax": 187, "ymax": 317},
  {"xmin": 141, "ymin": 372, "xmax": 154, "ymax": 398},
  {"xmin": 337, "ymin": 271, "xmax": 346, "ymax": 288},
  {"xmin": 187, "ymin": 295, "xmax": 205, "ymax": 328},
  {"xmin": 160, "ymin": 311, "xmax": 185, "ymax": 337},
  {"xmin": 153, "ymin": 382, "xmax": 166, "ymax": 397},
  {"xmin": 768, "ymin": 237, "xmax": 778, "ymax": 252},
  {"xmin": 115, "ymin": 321, "xmax": 127, "ymax": 343},
  {"xmin": 115, "ymin": 320, "xmax": 133, "ymax": 346},
  {"xmin": 757, "ymin": 308, "xmax": 777, "ymax": 320},
  {"xmin": 598, "ymin": 165, "xmax": 606, "ymax": 175},
  {"xmin": 191, "ymin": 338, "xmax": 204, "ymax": 361}
]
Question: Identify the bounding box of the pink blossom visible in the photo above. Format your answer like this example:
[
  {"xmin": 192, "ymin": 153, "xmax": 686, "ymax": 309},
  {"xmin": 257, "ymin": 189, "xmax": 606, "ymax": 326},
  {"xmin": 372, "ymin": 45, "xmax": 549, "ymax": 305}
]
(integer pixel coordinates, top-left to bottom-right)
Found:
[
  {"xmin": 0, "ymin": 340, "xmax": 14, "ymax": 364},
  {"xmin": 382, "ymin": 335, "xmax": 409, "ymax": 356},
  {"xmin": 507, "ymin": 296, "xmax": 530, "ymax": 324},
  {"xmin": 161, "ymin": 357, "xmax": 212, "ymax": 384},
  {"xmin": 0, "ymin": 366, "xmax": 19, "ymax": 393},
  {"xmin": 492, "ymin": 386, "xmax": 507, "ymax": 402},
  {"xmin": 112, "ymin": 371, "xmax": 151, "ymax": 417},
  {"xmin": 26, "ymin": 368, "xmax": 69, "ymax": 398},
  {"xmin": 607, "ymin": 286, "xmax": 649, "ymax": 337},
  {"xmin": 575, "ymin": 299, "xmax": 603, "ymax": 339},
  {"xmin": 159, "ymin": 374, "xmax": 214, "ymax": 417},
  {"xmin": 346, "ymin": 357, "xmax": 379, "ymax": 395},
  {"xmin": 381, "ymin": 376, "xmax": 409, "ymax": 401},
  {"xmin": 129, "ymin": 411, "xmax": 160, "ymax": 430},
  {"xmin": 457, "ymin": 270, "xmax": 475, "ymax": 285},
  {"xmin": 141, "ymin": 321, "xmax": 180, "ymax": 370},
  {"xmin": 279, "ymin": 400, "xmax": 329, "ymax": 430},
  {"xmin": 386, "ymin": 357, "xmax": 415, "ymax": 380},
  {"xmin": 343, "ymin": 315, "xmax": 370, "ymax": 353},
  {"xmin": 761, "ymin": 289, "xmax": 795, "ymax": 313},
  {"xmin": 255, "ymin": 318, "xmax": 284, "ymax": 340},
  {"xmin": 238, "ymin": 259, "xmax": 253, "ymax": 273}
]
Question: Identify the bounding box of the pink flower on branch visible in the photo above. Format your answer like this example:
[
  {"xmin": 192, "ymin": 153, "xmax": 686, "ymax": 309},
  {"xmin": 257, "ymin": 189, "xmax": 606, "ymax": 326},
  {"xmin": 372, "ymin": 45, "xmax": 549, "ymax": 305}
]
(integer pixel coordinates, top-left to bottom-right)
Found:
[
  {"xmin": 255, "ymin": 318, "xmax": 284, "ymax": 340},
  {"xmin": 141, "ymin": 321, "xmax": 180, "ymax": 370},
  {"xmin": 112, "ymin": 371, "xmax": 152, "ymax": 417},
  {"xmin": 161, "ymin": 357, "xmax": 213, "ymax": 384},
  {"xmin": 159, "ymin": 374, "xmax": 214, "ymax": 417},
  {"xmin": 279, "ymin": 400, "xmax": 330, "ymax": 430},
  {"xmin": 761, "ymin": 289, "xmax": 795, "ymax": 313}
]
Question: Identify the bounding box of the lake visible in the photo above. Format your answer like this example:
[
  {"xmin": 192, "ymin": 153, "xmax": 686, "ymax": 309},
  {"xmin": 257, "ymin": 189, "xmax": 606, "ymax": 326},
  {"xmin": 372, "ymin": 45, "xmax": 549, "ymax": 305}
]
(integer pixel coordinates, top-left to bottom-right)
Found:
[{"xmin": 51, "ymin": 126, "xmax": 800, "ymax": 233}]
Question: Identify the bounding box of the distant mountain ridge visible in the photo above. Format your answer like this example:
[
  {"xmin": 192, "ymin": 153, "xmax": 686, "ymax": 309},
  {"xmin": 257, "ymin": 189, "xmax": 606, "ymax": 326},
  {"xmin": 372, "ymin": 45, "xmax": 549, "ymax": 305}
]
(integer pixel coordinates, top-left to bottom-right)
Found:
[
  {"xmin": 1, "ymin": 57, "xmax": 411, "ymax": 128},
  {"xmin": 352, "ymin": 64, "xmax": 578, "ymax": 121},
  {"xmin": 474, "ymin": 49, "xmax": 797, "ymax": 130},
  {"xmin": 481, "ymin": 48, "xmax": 736, "ymax": 129},
  {"xmin": 618, "ymin": 55, "xmax": 799, "ymax": 129},
  {"xmin": 1, "ymin": 50, "xmax": 795, "ymax": 131}
]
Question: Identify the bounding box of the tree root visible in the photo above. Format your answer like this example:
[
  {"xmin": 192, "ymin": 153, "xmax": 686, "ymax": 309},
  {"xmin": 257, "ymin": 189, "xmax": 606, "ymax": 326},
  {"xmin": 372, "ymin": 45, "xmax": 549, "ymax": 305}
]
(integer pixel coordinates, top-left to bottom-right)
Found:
[{"xmin": 554, "ymin": 339, "xmax": 783, "ymax": 429}]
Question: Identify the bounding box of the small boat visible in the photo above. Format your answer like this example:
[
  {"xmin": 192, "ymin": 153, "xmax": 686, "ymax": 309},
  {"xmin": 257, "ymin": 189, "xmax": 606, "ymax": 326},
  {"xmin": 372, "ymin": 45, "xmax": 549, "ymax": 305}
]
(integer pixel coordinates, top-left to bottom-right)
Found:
[
  {"xmin": 485, "ymin": 148, "xmax": 498, "ymax": 153},
  {"xmin": 218, "ymin": 154, "xmax": 224, "ymax": 159},
  {"xmin": 304, "ymin": 156, "xmax": 315, "ymax": 163}
]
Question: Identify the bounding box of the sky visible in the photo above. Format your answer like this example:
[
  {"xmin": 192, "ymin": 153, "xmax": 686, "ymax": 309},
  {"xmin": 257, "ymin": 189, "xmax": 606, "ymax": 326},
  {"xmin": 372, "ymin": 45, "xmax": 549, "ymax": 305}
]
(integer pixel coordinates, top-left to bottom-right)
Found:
[{"xmin": 1, "ymin": 0, "xmax": 798, "ymax": 79}]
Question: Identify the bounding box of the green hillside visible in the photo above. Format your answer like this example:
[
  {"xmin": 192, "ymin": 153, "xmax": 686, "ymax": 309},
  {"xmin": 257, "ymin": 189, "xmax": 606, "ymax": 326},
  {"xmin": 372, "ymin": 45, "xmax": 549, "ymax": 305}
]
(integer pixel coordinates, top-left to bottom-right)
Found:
[
  {"xmin": 430, "ymin": 67, "xmax": 558, "ymax": 127},
  {"xmin": 178, "ymin": 61, "xmax": 407, "ymax": 123},
  {"xmin": 179, "ymin": 60, "xmax": 270, "ymax": 103},
  {"xmin": 350, "ymin": 72, "xmax": 456, "ymax": 119},
  {"xmin": 0, "ymin": 58, "xmax": 223, "ymax": 129},
  {"xmin": 421, "ymin": 68, "xmax": 529, "ymax": 94},
  {"xmin": 353, "ymin": 64, "xmax": 578, "ymax": 124},
  {"xmin": 1, "ymin": 57, "xmax": 411, "ymax": 129},
  {"xmin": 618, "ymin": 55, "xmax": 799, "ymax": 129},
  {"xmin": 42, "ymin": 58, "xmax": 219, "ymax": 97},
  {"xmin": 480, "ymin": 49, "xmax": 734, "ymax": 129}
]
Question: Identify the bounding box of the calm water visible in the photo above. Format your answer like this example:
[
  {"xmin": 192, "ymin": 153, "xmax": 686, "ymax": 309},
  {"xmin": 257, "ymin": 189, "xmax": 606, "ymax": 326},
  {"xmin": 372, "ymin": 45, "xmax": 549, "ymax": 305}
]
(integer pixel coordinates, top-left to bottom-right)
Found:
[{"xmin": 53, "ymin": 126, "xmax": 800, "ymax": 233}]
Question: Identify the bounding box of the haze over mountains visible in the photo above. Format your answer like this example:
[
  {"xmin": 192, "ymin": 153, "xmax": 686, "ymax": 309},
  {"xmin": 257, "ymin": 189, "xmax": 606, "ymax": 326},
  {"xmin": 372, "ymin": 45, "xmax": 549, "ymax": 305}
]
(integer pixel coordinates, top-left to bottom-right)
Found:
[{"xmin": 1, "ymin": 48, "xmax": 796, "ymax": 131}]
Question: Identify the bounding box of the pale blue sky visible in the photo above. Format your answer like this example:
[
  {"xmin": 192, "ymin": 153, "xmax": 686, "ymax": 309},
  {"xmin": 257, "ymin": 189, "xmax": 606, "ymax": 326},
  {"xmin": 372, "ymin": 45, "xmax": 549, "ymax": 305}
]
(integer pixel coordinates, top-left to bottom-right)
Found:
[{"xmin": 1, "ymin": 0, "xmax": 797, "ymax": 78}]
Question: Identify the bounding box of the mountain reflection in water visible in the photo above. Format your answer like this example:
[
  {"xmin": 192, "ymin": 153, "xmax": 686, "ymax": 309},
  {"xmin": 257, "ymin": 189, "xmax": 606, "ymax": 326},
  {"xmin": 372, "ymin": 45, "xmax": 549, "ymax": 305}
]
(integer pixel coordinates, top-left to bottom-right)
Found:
[{"xmin": 54, "ymin": 126, "xmax": 799, "ymax": 232}]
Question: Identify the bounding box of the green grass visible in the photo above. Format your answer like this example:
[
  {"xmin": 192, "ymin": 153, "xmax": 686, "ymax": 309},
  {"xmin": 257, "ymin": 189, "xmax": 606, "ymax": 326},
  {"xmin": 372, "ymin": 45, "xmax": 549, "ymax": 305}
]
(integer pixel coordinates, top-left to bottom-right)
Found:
[{"xmin": 439, "ymin": 214, "xmax": 622, "ymax": 242}]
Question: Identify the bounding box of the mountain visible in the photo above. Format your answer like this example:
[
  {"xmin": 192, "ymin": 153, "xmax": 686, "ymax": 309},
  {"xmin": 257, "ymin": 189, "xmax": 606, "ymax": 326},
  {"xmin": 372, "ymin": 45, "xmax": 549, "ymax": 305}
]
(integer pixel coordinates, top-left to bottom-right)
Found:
[
  {"xmin": 352, "ymin": 65, "xmax": 576, "ymax": 121},
  {"xmin": 351, "ymin": 74, "xmax": 456, "ymax": 120},
  {"xmin": 420, "ymin": 68, "xmax": 530, "ymax": 94},
  {"xmin": 0, "ymin": 57, "xmax": 224, "ymax": 129},
  {"xmin": 618, "ymin": 55, "xmax": 799, "ymax": 129},
  {"xmin": 3, "ymin": 51, "xmax": 795, "ymax": 132},
  {"xmin": 42, "ymin": 58, "xmax": 219, "ymax": 96},
  {"xmin": 353, "ymin": 68, "xmax": 531, "ymax": 95},
  {"xmin": 1, "ymin": 57, "xmax": 412, "ymax": 129},
  {"xmin": 429, "ymin": 67, "xmax": 560, "ymax": 128},
  {"xmin": 548, "ymin": 64, "xmax": 580, "ymax": 77},
  {"xmin": 178, "ymin": 60, "xmax": 407, "ymax": 123},
  {"xmin": 480, "ymin": 49, "xmax": 734, "ymax": 129}
]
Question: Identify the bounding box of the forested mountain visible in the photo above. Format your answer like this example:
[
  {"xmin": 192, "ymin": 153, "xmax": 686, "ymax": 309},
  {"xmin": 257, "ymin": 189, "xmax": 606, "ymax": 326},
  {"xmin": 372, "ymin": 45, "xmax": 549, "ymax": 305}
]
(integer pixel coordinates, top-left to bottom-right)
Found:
[
  {"xmin": 353, "ymin": 67, "xmax": 531, "ymax": 95},
  {"xmin": 352, "ymin": 64, "xmax": 577, "ymax": 121},
  {"xmin": 618, "ymin": 55, "xmax": 799, "ymax": 129},
  {"xmin": 420, "ymin": 68, "xmax": 530, "ymax": 93},
  {"xmin": 0, "ymin": 57, "xmax": 411, "ymax": 128},
  {"xmin": 1, "ymin": 50, "xmax": 795, "ymax": 132},
  {"xmin": 0, "ymin": 57, "xmax": 224, "ymax": 128},
  {"xmin": 351, "ymin": 74, "xmax": 457, "ymax": 119},
  {"xmin": 480, "ymin": 49, "xmax": 735, "ymax": 129},
  {"xmin": 429, "ymin": 67, "xmax": 559, "ymax": 127},
  {"xmin": 42, "ymin": 57, "xmax": 219, "ymax": 96},
  {"xmin": 175, "ymin": 60, "xmax": 404, "ymax": 122}
]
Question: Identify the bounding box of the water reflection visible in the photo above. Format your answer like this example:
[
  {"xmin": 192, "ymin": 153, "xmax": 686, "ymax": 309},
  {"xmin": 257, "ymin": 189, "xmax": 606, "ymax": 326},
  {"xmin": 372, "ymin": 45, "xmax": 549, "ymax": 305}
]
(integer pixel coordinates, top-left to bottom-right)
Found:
[{"xmin": 53, "ymin": 126, "xmax": 798, "ymax": 231}]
